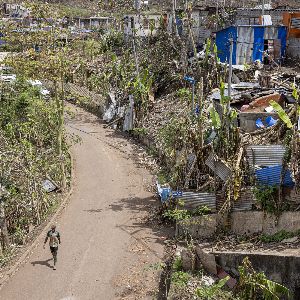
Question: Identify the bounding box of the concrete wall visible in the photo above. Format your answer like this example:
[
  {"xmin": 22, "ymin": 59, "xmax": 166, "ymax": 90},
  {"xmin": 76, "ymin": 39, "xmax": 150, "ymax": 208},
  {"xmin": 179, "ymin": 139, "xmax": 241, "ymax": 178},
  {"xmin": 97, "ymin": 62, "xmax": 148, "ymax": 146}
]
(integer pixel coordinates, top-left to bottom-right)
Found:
[
  {"xmin": 178, "ymin": 211, "xmax": 300, "ymax": 237},
  {"xmin": 177, "ymin": 215, "xmax": 217, "ymax": 238},
  {"xmin": 231, "ymin": 211, "xmax": 300, "ymax": 235},
  {"xmin": 239, "ymin": 112, "xmax": 278, "ymax": 132},
  {"xmin": 214, "ymin": 250, "xmax": 300, "ymax": 299}
]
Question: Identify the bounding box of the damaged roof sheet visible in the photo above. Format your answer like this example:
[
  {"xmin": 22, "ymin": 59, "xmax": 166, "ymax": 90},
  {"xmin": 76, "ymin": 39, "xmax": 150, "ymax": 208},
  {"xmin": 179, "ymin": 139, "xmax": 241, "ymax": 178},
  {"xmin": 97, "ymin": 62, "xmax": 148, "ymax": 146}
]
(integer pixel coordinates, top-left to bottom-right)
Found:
[
  {"xmin": 176, "ymin": 192, "xmax": 216, "ymax": 212},
  {"xmin": 246, "ymin": 144, "xmax": 286, "ymax": 167},
  {"xmin": 205, "ymin": 153, "xmax": 232, "ymax": 182},
  {"xmin": 210, "ymin": 82, "xmax": 259, "ymax": 101}
]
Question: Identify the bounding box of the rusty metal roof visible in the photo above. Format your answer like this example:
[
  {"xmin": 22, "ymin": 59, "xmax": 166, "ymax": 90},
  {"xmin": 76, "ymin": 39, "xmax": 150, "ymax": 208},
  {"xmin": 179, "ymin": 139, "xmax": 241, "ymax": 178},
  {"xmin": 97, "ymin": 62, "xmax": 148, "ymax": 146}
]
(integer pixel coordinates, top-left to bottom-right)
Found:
[
  {"xmin": 205, "ymin": 153, "xmax": 232, "ymax": 182},
  {"xmin": 246, "ymin": 145, "xmax": 286, "ymax": 167}
]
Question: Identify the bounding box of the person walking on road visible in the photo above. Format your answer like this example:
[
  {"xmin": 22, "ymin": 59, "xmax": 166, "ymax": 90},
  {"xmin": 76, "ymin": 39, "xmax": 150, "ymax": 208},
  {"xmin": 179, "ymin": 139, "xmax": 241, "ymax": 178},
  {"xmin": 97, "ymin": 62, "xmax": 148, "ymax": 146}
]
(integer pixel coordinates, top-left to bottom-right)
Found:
[{"xmin": 43, "ymin": 224, "xmax": 61, "ymax": 270}]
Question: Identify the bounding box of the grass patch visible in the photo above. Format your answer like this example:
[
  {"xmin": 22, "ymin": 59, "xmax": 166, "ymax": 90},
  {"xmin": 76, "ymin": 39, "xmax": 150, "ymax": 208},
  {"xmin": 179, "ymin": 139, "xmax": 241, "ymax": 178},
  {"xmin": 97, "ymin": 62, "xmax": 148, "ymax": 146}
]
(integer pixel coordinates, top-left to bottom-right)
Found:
[{"xmin": 260, "ymin": 230, "xmax": 300, "ymax": 243}]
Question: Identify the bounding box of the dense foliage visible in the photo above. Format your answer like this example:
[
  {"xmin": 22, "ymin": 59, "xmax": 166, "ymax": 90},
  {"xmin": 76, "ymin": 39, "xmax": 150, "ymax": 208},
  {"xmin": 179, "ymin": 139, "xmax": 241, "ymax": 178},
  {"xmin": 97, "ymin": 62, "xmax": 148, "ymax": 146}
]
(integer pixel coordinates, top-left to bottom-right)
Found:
[{"xmin": 0, "ymin": 79, "xmax": 71, "ymax": 258}]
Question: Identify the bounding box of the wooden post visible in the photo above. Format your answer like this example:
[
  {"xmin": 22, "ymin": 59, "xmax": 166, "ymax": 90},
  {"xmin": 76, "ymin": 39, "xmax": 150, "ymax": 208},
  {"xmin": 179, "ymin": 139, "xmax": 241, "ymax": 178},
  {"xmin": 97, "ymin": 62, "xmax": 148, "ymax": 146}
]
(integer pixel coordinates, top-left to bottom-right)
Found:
[{"xmin": 228, "ymin": 38, "xmax": 233, "ymax": 101}]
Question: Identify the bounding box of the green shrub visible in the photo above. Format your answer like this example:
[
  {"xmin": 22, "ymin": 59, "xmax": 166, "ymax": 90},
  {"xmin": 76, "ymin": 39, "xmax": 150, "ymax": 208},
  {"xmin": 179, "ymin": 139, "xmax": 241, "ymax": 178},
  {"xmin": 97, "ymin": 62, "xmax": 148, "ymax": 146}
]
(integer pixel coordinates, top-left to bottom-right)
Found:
[
  {"xmin": 171, "ymin": 271, "xmax": 191, "ymax": 287},
  {"xmin": 260, "ymin": 230, "xmax": 298, "ymax": 243},
  {"xmin": 172, "ymin": 256, "xmax": 183, "ymax": 272}
]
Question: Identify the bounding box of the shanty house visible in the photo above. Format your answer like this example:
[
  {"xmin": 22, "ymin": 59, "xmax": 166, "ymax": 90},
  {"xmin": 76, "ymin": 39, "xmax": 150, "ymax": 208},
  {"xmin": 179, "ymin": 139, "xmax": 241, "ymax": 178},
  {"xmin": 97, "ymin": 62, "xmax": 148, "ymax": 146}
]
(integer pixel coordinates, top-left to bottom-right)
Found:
[
  {"xmin": 216, "ymin": 25, "xmax": 287, "ymax": 65},
  {"xmin": 283, "ymin": 12, "xmax": 300, "ymax": 58}
]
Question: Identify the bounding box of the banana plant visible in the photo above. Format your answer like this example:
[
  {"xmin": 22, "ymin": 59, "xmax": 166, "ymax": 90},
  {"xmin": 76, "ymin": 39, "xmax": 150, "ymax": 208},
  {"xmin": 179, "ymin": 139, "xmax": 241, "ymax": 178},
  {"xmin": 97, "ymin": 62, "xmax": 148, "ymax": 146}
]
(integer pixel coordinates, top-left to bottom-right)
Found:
[
  {"xmin": 209, "ymin": 106, "xmax": 221, "ymax": 129},
  {"xmin": 270, "ymin": 100, "xmax": 293, "ymax": 129}
]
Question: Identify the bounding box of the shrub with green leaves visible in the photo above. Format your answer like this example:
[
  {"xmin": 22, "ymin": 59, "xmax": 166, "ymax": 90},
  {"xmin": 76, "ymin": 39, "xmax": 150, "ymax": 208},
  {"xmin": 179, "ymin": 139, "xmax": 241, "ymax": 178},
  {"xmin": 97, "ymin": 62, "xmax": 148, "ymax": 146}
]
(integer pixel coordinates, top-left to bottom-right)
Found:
[
  {"xmin": 238, "ymin": 257, "xmax": 291, "ymax": 300},
  {"xmin": 260, "ymin": 230, "xmax": 299, "ymax": 243},
  {"xmin": 0, "ymin": 79, "xmax": 71, "ymax": 250},
  {"xmin": 171, "ymin": 271, "xmax": 191, "ymax": 287},
  {"xmin": 195, "ymin": 277, "xmax": 236, "ymax": 300}
]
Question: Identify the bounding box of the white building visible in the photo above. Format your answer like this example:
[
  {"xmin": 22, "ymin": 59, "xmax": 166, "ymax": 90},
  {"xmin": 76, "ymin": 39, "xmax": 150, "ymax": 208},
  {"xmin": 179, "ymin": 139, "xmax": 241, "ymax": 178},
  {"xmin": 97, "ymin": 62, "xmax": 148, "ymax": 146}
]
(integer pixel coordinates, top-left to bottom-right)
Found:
[{"xmin": 3, "ymin": 3, "xmax": 30, "ymax": 18}]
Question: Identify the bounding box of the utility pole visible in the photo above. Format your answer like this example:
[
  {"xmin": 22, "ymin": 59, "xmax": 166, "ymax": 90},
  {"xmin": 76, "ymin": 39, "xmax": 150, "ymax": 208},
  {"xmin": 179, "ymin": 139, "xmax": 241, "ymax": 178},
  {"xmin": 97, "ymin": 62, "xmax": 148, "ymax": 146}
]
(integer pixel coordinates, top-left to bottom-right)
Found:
[{"xmin": 262, "ymin": 0, "xmax": 265, "ymax": 18}]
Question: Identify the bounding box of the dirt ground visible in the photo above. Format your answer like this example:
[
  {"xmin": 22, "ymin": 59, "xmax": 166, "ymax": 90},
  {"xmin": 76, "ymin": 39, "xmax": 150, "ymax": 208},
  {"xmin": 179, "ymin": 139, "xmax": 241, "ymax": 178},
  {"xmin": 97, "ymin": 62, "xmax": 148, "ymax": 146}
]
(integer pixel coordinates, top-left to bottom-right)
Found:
[{"xmin": 0, "ymin": 105, "xmax": 172, "ymax": 300}]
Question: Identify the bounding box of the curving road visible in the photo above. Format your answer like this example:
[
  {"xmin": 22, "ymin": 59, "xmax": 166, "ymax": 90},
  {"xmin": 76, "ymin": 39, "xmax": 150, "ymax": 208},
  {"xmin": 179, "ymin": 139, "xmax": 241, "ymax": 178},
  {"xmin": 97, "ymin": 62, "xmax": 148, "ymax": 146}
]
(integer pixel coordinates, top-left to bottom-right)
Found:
[{"xmin": 0, "ymin": 106, "xmax": 167, "ymax": 300}]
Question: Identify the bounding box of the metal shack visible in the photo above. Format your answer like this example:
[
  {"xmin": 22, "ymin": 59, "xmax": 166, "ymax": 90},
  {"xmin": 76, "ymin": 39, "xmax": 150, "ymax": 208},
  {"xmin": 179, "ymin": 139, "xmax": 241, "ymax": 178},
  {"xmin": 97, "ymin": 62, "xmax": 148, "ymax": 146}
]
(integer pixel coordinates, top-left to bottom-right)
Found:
[
  {"xmin": 216, "ymin": 25, "xmax": 287, "ymax": 65},
  {"xmin": 283, "ymin": 12, "xmax": 300, "ymax": 58}
]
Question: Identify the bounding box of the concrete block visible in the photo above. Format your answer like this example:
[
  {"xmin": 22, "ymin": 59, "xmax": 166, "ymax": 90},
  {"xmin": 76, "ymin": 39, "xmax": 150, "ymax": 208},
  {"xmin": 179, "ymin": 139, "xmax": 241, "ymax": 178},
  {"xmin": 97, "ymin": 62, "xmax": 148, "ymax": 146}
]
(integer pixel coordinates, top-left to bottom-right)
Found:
[
  {"xmin": 196, "ymin": 245, "xmax": 217, "ymax": 275},
  {"xmin": 177, "ymin": 215, "xmax": 217, "ymax": 239},
  {"xmin": 181, "ymin": 248, "xmax": 195, "ymax": 272},
  {"xmin": 231, "ymin": 211, "xmax": 263, "ymax": 235}
]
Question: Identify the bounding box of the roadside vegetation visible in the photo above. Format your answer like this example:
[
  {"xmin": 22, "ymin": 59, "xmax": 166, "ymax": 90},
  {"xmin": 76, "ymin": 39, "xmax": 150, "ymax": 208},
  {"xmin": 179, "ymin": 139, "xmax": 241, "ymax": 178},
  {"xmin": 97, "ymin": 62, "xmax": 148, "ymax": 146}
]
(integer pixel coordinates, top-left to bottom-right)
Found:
[
  {"xmin": 168, "ymin": 255, "xmax": 290, "ymax": 300},
  {"xmin": 0, "ymin": 79, "xmax": 72, "ymax": 264},
  {"xmin": 0, "ymin": 4, "xmax": 74, "ymax": 265}
]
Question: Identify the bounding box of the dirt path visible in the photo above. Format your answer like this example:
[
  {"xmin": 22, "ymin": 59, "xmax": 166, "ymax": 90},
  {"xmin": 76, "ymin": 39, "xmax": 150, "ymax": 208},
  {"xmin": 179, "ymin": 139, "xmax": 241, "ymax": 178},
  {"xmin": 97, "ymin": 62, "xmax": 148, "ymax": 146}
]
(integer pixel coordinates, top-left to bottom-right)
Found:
[{"xmin": 0, "ymin": 106, "xmax": 169, "ymax": 300}]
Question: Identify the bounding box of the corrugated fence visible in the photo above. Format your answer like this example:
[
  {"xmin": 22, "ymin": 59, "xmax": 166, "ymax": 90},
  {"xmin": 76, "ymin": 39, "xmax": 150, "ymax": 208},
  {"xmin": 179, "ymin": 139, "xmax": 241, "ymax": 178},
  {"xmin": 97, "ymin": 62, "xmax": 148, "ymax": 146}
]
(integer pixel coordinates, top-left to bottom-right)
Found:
[
  {"xmin": 246, "ymin": 144, "xmax": 285, "ymax": 167},
  {"xmin": 175, "ymin": 192, "xmax": 217, "ymax": 212}
]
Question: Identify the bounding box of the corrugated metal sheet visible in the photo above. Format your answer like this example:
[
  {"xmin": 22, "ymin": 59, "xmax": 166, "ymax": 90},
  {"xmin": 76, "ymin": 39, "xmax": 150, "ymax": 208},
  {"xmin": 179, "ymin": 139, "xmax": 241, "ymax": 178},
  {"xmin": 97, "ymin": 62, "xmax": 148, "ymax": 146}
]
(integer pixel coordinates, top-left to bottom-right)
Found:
[
  {"xmin": 237, "ymin": 26, "xmax": 254, "ymax": 64},
  {"xmin": 233, "ymin": 189, "xmax": 255, "ymax": 211},
  {"xmin": 123, "ymin": 95, "xmax": 134, "ymax": 131},
  {"xmin": 176, "ymin": 192, "xmax": 216, "ymax": 211},
  {"xmin": 246, "ymin": 145, "xmax": 285, "ymax": 167},
  {"xmin": 255, "ymin": 165, "xmax": 294, "ymax": 187},
  {"xmin": 216, "ymin": 189, "xmax": 255, "ymax": 212},
  {"xmin": 264, "ymin": 26, "xmax": 278, "ymax": 40},
  {"xmin": 262, "ymin": 15, "xmax": 272, "ymax": 26},
  {"xmin": 291, "ymin": 18, "xmax": 300, "ymax": 30},
  {"xmin": 205, "ymin": 153, "xmax": 232, "ymax": 181}
]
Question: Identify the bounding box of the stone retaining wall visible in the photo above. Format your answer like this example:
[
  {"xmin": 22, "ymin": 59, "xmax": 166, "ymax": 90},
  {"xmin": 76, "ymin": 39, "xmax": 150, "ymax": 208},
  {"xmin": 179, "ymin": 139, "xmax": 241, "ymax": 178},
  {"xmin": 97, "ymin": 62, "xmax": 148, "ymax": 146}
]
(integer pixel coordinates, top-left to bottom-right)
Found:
[{"xmin": 231, "ymin": 211, "xmax": 300, "ymax": 235}]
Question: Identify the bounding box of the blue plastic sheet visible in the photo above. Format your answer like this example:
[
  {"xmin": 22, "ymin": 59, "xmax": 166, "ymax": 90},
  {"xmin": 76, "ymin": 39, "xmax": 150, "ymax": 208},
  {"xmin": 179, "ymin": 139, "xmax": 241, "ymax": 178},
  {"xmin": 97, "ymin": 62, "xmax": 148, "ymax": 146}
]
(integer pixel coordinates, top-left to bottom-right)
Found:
[
  {"xmin": 256, "ymin": 118, "xmax": 265, "ymax": 129},
  {"xmin": 156, "ymin": 182, "xmax": 172, "ymax": 203},
  {"xmin": 255, "ymin": 165, "xmax": 294, "ymax": 187}
]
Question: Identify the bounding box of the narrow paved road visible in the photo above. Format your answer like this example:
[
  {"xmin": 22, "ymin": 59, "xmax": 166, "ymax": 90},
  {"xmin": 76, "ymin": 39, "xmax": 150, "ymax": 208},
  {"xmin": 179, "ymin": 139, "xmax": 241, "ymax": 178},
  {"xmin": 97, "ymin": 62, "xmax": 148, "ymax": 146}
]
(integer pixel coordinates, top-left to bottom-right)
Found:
[{"xmin": 0, "ymin": 106, "xmax": 167, "ymax": 300}]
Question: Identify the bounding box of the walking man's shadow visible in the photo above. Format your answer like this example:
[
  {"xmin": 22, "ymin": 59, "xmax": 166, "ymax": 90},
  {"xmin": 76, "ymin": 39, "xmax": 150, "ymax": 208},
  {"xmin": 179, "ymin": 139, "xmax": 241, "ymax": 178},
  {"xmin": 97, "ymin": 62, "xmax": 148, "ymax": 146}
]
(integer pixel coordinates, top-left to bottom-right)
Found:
[{"xmin": 31, "ymin": 258, "xmax": 53, "ymax": 269}]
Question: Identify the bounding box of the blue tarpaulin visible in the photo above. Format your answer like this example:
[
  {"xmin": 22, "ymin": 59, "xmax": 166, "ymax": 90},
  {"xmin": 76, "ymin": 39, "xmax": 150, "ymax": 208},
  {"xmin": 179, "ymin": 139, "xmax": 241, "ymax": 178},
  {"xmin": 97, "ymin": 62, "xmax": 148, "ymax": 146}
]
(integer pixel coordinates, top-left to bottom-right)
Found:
[
  {"xmin": 278, "ymin": 26, "xmax": 287, "ymax": 58},
  {"xmin": 253, "ymin": 26, "xmax": 264, "ymax": 62},
  {"xmin": 216, "ymin": 25, "xmax": 287, "ymax": 65},
  {"xmin": 255, "ymin": 165, "xmax": 294, "ymax": 187},
  {"xmin": 216, "ymin": 26, "xmax": 237, "ymax": 64}
]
